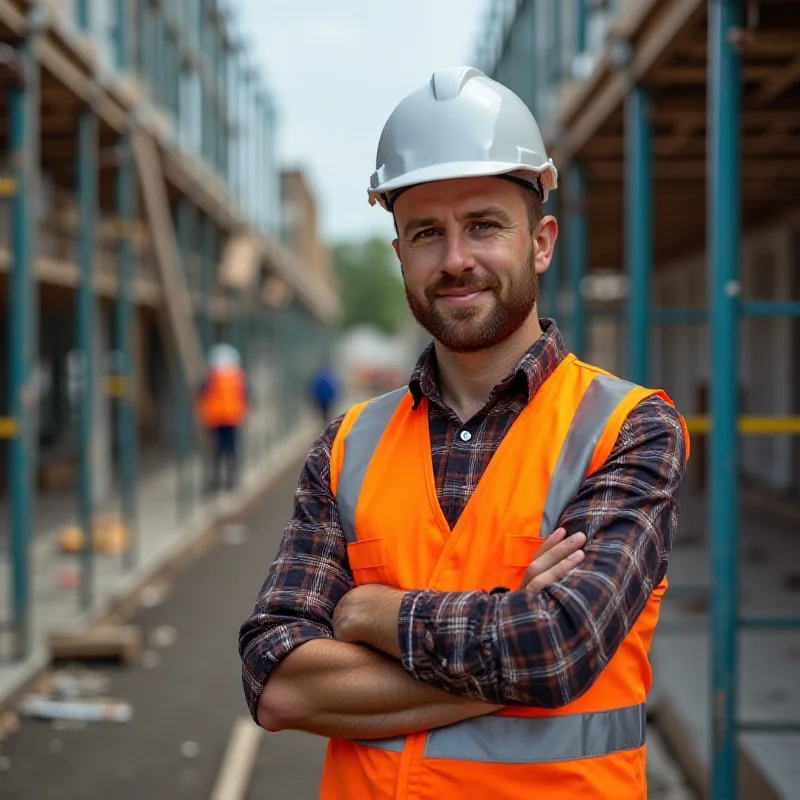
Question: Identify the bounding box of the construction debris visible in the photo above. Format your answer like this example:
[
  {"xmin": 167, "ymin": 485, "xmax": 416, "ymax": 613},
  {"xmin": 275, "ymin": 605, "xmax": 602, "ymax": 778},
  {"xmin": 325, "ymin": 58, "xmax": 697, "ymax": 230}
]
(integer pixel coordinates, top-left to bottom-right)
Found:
[
  {"xmin": 0, "ymin": 711, "xmax": 20, "ymax": 743},
  {"xmin": 15, "ymin": 661, "xmax": 133, "ymax": 727},
  {"xmin": 51, "ymin": 668, "xmax": 110, "ymax": 699},
  {"xmin": 49, "ymin": 625, "xmax": 142, "ymax": 666},
  {"xmin": 58, "ymin": 515, "xmax": 130, "ymax": 555},
  {"xmin": 149, "ymin": 624, "xmax": 178, "ymax": 649},
  {"xmin": 138, "ymin": 580, "xmax": 170, "ymax": 609},
  {"xmin": 19, "ymin": 697, "xmax": 133, "ymax": 724},
  {"xmin": 181, "ymin": 740, "xmax": 200, "ymax": 759}
]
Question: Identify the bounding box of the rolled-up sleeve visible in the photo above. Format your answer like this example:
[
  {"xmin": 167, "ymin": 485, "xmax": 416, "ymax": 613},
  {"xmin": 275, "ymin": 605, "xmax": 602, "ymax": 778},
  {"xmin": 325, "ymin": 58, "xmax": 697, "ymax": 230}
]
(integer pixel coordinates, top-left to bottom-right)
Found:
[
  {"xmin": 398, "ymin": 396, "xmax": 687, "ymax": 708},
  {"xmin": 238, "ymin": 416, "xmax": 355, "ymax": 720}
]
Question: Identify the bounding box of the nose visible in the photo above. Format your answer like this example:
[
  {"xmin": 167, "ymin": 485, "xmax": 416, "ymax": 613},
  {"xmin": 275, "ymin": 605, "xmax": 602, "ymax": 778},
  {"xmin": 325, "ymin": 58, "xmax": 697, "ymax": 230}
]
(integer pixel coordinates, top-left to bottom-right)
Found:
[{"xmin": 439, "ymin": 228, "xmax": 474, "ymax": 277}]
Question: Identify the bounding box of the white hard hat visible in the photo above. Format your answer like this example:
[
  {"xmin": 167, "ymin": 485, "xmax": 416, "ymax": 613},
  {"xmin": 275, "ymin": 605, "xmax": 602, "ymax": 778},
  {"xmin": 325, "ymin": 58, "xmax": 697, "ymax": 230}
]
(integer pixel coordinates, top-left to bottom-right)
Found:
[
  {"xmin": 208, "ymin": 343, "xmax": 241, "ymax": 369},
  {"xmin": 369, "ymin": 67, "xmax": 558, "ymax": 211}
]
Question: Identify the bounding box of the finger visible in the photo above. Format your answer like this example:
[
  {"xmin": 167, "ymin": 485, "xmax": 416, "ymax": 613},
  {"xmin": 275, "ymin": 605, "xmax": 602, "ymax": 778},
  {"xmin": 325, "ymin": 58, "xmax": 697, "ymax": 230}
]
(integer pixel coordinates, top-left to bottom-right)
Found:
[
  {"xmin": 527, "ymin": 548, "xmax": 585, "ymax": 592},
  {"xmin": 517, "ymin": 530, "xmax": 565, "ymax": 585},
  {"xmin": 535, "ymin": 527, "xmax": 567, "ymax": 554},
  {"xmin": 522, "ymin": 532, "xmax": 586, "ymax": 586}
]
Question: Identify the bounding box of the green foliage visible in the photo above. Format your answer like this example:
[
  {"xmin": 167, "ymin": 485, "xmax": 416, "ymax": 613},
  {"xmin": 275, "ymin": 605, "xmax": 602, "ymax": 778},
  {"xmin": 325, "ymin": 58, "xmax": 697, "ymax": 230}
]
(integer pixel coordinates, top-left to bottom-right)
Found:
[{"xmin": 332, "ymin": 237, "xmax": 409, "ymax": 335}]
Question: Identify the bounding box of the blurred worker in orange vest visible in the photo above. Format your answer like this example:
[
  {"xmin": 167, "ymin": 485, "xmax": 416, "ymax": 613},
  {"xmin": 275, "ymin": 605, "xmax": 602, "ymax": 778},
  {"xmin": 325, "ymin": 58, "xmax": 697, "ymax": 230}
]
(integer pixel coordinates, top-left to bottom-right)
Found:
[{"xmin": 198, "ymin": 343, "xmax": 248, "ymax": 491}]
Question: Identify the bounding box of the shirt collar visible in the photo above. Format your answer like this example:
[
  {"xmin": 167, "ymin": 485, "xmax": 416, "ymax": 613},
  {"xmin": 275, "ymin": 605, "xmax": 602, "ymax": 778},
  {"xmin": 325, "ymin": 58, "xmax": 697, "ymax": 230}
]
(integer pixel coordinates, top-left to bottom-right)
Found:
[{"xmin": 408, "ymin": 318, "xmax": 567, "ymax": 411}]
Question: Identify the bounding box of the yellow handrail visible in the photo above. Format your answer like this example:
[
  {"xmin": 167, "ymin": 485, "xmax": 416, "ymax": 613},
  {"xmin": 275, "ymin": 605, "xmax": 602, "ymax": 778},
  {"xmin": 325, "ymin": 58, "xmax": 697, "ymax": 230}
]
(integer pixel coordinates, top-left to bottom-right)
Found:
[
  {"xmin": 683, "ymin": 416, "xmax": 800, "ymax": 435},
  {"xmin": 0, "ymin": 417, "xmax": 18, "ymax": 438}
]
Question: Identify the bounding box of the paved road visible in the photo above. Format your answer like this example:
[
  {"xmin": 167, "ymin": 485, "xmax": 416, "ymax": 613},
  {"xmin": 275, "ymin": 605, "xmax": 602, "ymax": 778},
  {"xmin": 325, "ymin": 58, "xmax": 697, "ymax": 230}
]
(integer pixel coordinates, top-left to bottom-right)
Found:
[
  {"xmin": 0, "ymin": 459, "xmax": 326, "ymax": 800},
  {"xmin": 0, "ymin": 456, "xmax": 693, "ymax": 800}
]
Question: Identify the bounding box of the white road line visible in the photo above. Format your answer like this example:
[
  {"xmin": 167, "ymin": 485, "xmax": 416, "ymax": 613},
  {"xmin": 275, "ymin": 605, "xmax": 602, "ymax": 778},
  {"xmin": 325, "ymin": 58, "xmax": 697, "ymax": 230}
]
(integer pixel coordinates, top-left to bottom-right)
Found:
[{"xmin": 210, "ymin": 716, "xmax": 264, "ymax": 800}]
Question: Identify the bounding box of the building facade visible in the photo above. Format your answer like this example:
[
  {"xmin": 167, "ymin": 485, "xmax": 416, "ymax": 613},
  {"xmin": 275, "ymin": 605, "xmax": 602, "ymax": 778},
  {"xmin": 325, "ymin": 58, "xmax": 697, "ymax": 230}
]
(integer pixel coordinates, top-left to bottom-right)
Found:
[{"xmin": 0, "ymin": 0, "xmax": 339, "ymax": 663}]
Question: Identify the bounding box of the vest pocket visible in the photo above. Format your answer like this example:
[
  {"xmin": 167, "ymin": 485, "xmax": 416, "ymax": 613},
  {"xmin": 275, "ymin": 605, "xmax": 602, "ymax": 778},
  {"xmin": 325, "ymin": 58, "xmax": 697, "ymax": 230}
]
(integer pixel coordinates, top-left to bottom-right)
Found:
[
  {"xmin": 501, "ymin": 535, "xmax": 544, "ymax": 590},
  {"xmin": 346, "ymin": 538, "xmax": 389, "ymax": 586}
]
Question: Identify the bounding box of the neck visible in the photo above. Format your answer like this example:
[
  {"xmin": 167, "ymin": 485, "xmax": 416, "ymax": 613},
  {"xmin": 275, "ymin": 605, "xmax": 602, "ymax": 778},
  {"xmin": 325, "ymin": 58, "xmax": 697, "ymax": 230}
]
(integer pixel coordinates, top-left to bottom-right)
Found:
[{"xmin": 435, "ymin": 312, "xmax": 544, "ymax": 422}]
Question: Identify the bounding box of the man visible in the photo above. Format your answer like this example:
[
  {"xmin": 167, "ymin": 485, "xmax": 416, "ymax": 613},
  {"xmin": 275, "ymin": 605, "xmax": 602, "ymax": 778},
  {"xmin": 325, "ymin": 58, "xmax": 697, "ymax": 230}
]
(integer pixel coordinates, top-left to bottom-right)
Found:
[
  {"xmin": 240, "ymin": 67, "xmax": 688, "ymax": 799},
  {"xmin": 309, "ymin": 357, "xmax": 341, "ymax": 426},
  {"xmin": 198, "ymin": 343, "xmax": 248, "ymax": 491}
]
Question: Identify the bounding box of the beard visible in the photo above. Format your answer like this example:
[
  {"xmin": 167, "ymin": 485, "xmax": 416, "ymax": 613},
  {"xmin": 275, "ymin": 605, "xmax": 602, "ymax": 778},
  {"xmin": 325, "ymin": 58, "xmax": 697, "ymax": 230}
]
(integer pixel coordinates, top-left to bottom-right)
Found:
[{"xmin": 404, "ymin": 249, "xmax": 538, "ymax": 353}]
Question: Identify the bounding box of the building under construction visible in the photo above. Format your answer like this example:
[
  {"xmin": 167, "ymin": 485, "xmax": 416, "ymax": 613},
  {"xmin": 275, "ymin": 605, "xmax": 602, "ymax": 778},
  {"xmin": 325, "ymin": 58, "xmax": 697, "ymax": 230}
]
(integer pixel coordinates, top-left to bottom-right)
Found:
[
  {"xmin": 0, "ymin": 0, "xmax": 339, "ymax": 674},
  {"xmin": 476, "ymin": 1, "xmax": 799, "ymax": 798}
]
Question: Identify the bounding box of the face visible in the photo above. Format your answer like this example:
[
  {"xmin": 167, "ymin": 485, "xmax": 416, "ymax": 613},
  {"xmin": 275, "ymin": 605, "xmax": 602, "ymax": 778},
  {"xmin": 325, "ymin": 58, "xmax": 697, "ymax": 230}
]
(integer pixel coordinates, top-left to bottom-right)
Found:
[{"xmin": 392, "ymin": 177, "xmax": 557, "ymax": 354}]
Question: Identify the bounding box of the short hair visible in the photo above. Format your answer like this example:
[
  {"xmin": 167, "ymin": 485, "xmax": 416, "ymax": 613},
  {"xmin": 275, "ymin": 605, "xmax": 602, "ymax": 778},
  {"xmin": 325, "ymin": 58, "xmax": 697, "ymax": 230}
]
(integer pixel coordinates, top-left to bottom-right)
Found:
[{"xmin": 522, "ymin": 187, "xmax": 543, "ymax": 231}]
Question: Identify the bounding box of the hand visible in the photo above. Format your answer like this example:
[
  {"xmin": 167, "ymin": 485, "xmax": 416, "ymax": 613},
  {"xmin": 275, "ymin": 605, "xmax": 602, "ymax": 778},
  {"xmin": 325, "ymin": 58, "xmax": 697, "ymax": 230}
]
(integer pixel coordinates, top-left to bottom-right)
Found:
[
  {"xmin": 522, "ymin": 528, "xmax": 586, "ymax": 590},
  {"xmin": 333, "ymin": 584, "xmax": 405, "ymax": 658}
]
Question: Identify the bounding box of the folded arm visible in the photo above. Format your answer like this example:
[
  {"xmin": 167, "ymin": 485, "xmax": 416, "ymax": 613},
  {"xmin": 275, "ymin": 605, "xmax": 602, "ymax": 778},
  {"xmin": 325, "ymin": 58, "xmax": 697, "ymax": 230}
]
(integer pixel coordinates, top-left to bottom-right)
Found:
[
  {"xmin": 348, "ymin": 397, "xmax": 688, "ymax": 709},
  {"xmin": 258, "ymin": 639, "xmax": 497, "ymax": 739},
  {"xmin": 238, "ymin": 417, "xmax": 497, "ymax": 739}
]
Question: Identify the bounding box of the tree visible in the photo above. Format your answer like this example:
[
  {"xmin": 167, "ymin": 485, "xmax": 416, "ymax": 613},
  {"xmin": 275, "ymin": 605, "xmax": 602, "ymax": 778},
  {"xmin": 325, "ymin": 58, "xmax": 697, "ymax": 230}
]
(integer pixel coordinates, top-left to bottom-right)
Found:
[{"xmin": 332, "ymin": 237, "xmax": 409, "ymax": 335}]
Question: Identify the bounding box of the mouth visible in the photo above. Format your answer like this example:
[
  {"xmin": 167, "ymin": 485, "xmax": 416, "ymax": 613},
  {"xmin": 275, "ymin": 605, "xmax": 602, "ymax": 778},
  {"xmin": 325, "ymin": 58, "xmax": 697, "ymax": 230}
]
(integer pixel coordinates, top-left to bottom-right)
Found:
[{"xmin": 435, "ymin": 288, "xmax": 490, "ymax": 306}]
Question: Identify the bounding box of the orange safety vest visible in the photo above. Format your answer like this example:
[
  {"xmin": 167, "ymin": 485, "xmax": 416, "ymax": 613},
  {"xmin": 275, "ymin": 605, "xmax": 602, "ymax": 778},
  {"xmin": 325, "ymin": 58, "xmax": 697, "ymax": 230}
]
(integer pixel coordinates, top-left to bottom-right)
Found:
[
  {"xmin": 198, "ymin": 367, "xmax": 247, "ymax": 427},
  {"xmin": 324, "ymin": 354, "xmax": 689, "ymax": 800}
]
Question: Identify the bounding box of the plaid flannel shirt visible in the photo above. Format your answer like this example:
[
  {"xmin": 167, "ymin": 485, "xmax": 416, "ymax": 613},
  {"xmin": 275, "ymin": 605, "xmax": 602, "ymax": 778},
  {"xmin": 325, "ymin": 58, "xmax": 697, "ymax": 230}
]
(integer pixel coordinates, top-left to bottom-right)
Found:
[{"xmin": 239, "ymin": 320, "xmax": 687, "ymax": 716}]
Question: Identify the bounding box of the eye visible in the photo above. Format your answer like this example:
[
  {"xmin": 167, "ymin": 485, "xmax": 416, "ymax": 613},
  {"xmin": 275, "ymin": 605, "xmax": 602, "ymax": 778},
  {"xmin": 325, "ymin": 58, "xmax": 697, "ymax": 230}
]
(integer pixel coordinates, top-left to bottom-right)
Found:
[
  {"xmin": 411, "ymin": 228, "xmax": 438, "ymax": 242},
  {"xmin": 471, "ymin": 220, "xmax": 498, "ymax": 233}
]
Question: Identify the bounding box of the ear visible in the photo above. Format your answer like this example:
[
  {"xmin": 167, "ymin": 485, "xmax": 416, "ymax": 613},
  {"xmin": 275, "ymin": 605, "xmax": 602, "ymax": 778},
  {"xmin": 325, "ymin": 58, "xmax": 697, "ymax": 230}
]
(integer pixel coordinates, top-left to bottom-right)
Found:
[
  {"xmin": 533, "ymin": 216, "xmax": 558, "ymax": 276},
  {"xmin": 392, "ymin": 239, "xmax": 401, "ymax": 260}
]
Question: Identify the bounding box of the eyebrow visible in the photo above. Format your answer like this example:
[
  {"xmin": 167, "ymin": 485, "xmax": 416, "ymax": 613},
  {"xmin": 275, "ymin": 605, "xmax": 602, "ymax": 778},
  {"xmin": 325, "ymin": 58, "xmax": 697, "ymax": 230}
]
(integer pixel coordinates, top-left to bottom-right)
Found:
[
  {"xmin": 403, "ymin": 206, "xmax": 514, "ymax": 236},
  {"xmin": 403, "ymin": 216, "xmax": 438, "ymax": 236}
]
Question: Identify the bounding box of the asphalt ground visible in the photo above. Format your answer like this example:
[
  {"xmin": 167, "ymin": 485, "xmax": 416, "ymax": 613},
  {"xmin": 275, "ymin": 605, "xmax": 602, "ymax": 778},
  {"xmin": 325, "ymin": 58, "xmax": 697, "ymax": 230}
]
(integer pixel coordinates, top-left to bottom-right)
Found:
[
  {"xmin": 0, "ymin": 452, "xmax": 693, "ymax": 800},
  {"xmin": 0, "ymin": 458, "xmax": 327, "ymax": 800}
]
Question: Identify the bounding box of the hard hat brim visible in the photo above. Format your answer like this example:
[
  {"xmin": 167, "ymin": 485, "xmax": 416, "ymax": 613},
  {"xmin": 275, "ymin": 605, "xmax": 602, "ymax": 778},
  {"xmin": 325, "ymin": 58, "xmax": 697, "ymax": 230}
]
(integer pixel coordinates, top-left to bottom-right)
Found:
[{"xmin": 369, "ymin": 159, "xmax": 558, "ymax": 209}]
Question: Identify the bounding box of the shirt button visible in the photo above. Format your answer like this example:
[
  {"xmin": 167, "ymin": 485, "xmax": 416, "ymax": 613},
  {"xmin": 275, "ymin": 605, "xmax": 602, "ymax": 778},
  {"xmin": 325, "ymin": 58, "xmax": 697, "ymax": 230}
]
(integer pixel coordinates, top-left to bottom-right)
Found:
[{"xmin": 459, "ymin": 430, "xmax": 472, "ymax": 442}]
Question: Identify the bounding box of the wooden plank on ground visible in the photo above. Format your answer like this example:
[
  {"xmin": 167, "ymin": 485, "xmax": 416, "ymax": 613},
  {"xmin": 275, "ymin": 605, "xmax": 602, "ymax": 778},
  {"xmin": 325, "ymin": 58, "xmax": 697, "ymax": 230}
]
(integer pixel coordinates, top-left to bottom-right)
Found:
[{"xmin": 49, "ymin": 626, "xmax": 142, "ymax": 666}]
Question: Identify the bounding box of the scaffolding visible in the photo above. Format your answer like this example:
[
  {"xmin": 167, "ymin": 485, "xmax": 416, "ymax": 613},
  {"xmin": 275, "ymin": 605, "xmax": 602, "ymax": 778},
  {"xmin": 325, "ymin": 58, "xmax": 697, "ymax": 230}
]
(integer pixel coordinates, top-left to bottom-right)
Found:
[
  {"xmin": 477, "ymin": 1, "xmax": 800, "ymax": 798},
  {"xmin": 0, "ymin": 1, "xmax": 339, "ymax": 663}
]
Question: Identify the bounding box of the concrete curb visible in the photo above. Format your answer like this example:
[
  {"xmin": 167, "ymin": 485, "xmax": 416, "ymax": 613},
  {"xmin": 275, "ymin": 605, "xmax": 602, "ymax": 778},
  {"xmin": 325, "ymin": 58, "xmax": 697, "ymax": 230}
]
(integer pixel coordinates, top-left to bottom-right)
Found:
[{"xmin": 0, "ymin": 422, "xmax": 318, "ymax": 715}]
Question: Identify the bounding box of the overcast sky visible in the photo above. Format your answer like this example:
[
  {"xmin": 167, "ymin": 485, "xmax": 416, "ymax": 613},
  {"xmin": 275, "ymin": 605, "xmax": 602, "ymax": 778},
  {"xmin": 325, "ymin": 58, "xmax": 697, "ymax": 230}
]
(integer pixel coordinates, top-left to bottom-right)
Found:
[{"xmin": 237, "ymin": 1, "xmax": 488, "ymax": 244}]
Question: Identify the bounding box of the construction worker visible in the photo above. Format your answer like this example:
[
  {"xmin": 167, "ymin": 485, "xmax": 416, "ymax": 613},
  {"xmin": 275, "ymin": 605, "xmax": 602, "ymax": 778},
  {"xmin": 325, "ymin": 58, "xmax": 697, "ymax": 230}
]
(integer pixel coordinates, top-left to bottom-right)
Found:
[
  {"xmin": 309, "ymin": 356, "xmax": 341, "ymax": 426},
  {"xmin": 198, "ymin": 343, "xmax": 248, "ymax": 491},
  {"xmin": 239, "ymin": 67, "xmax": 689, "ymax": 799}
]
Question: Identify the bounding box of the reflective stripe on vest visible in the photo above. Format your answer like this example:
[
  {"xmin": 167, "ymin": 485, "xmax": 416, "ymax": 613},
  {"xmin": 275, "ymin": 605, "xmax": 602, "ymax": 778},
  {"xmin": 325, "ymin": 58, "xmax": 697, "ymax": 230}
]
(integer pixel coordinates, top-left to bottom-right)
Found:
[
  {"xmin": 339, "ymin": 387, "xmax": 408, "ymax": 545},
  {"xmin": 539, "ymin": 373, "xmax": 636, "ymax": 535},
  {"xmin": 338, "ymin": 375, "xmax": 637, "ymax": 545},
  {"xmin": 355, "ymin": 704, "xmax": 646, "ymax": 762}
]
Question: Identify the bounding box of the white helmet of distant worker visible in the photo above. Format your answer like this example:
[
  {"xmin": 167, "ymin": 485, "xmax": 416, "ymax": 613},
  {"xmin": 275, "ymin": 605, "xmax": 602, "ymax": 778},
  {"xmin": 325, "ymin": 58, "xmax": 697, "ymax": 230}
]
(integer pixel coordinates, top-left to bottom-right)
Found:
[
  {"xmin": 208, "ymin": 343, "xmax": 241, "ymax": 370},
  {"xmin": 368, "ymin": 66, "xmax": 558, "ymax": 211}
]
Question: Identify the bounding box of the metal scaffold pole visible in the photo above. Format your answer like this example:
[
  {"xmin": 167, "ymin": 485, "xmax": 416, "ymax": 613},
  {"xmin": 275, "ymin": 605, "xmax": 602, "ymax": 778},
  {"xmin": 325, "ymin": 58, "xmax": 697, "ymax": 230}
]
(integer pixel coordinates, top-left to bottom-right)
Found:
[
  {"xmin": 77, "ymin": 107, "xmax": 98, "ymax": 611},
  {"xmin": 708, "ymin": 1, "xmax": 742, "ymax": 798},
  {"xmin": 575, "ymin": 0, "xmax": 588, "ymax": 54},
  {"xmin": 201, "ymin": 217, "xmax": 215, "ymax": 355},
  {"xmin": 263, "ymin": 311, "xmax": 274, "ymax": 455},
  {"xmin": 567, "ymin": 164, "xmax": 587, "ymax": 358},
  {"xmin": 5, "ymin": 33, "xmax": 39, "ymax": 658},
  {"xmin": 177, "ymin": 198, "xmax": 195, "ymax": 521},
  {"xmin": 625, "ymin": 86, "xmax": 653, "ymax": 387},
  {"xmin": 116, "ymin": 134, "xmax": 138, "ymax": 571}
]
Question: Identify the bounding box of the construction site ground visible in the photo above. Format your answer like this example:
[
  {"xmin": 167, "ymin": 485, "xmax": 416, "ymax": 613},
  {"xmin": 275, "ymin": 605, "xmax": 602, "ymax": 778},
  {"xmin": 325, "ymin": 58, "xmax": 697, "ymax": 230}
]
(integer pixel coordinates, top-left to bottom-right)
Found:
[
  {"xmin": 652, "ymin": 488, "xmax": 800, "ymax": 800},
  {"xmin": 0, "ymin": 400, "xmax": 311, "ymax": 713},
  {"xmin": 0, "ymin": 453, "xmax": 693, "ymax": 799}
]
